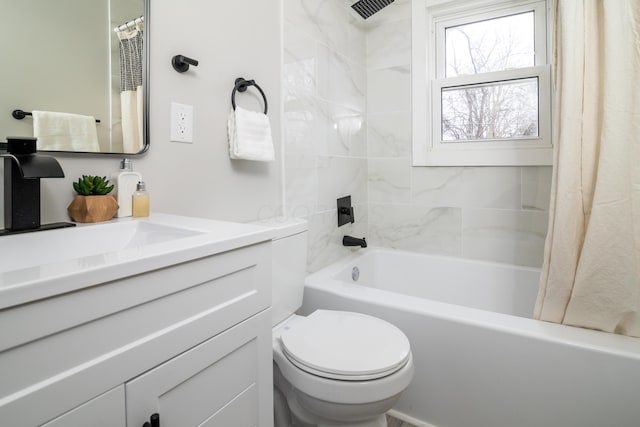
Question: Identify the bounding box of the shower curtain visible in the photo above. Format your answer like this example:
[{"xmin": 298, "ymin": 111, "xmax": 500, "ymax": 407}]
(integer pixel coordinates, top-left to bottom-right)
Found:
[
  {"xmin": 117, "ymin": 22, "xmax": 144, "ymax": 153},
  {"xmin": 534, "ymin": 0, "xmax": 640, "ymax": 337}
]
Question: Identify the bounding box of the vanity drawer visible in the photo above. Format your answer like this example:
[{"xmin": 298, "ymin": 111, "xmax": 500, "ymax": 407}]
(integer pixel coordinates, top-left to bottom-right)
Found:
[
  {"xmin": 0, "ymin": 242, "xmax": 271, "ymax": 427},
  {"xmin": 40, "ymin": 386, "xmax": 125, "ymax": 427},
  {"xmin": 126, "ymin": 308, "xmax": 272, "ymax": 427}
]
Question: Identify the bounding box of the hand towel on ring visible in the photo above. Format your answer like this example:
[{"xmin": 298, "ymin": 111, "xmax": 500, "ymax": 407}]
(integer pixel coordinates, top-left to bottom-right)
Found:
[{"xmin": 227, "ymin": 106, "xmax": 274, "ymax": 161}]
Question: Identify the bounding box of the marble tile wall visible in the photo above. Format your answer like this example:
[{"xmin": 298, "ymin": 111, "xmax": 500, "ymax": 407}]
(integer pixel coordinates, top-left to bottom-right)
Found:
[
  {"xmin": 365, "ymin": 0, "xmax": 552, "ymax": 268},
  {"xmin": 283, "ymin": 0, "xmax": 369, "ymax": 271},
  {"xmin": 283, "ymin": 0, "xmax": 552, "ymax": 272}
]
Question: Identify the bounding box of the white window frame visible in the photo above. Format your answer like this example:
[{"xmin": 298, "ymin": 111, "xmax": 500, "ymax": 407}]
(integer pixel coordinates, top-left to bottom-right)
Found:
[{"xmin": 412, "ymin": 0, "xmax": 552, "ymax": 166}]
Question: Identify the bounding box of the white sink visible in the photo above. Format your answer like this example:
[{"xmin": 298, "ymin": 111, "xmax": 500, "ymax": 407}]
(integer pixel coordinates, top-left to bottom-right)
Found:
[
  {"xmin": 0, "ymin": 220, "xmax": 204, "ymax": 273},
  {"xmin": 0, "ymin": 213, "xmax": 274, "ymax": 309}
]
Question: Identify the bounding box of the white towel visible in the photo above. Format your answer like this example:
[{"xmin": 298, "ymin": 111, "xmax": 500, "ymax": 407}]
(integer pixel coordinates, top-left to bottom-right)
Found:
[
  {"xmin": 33, "ymin": 110, "xmax": 100, "ymax": 152},
  {"xmin": 227, "ymin": 106, "xmax": 274, "ymax": 161}
]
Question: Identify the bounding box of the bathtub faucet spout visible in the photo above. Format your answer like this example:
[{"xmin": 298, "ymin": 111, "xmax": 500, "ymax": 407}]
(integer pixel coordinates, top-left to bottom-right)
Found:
[{"xmin": 343, "ymin": 235, "xmax": 367, "ymax": 248}]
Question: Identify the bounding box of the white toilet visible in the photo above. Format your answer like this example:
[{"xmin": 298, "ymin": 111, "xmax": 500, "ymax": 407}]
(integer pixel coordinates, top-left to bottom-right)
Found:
[{"xmin": 262, "ymin": 218, "xmax": 414, "ymax": 427}]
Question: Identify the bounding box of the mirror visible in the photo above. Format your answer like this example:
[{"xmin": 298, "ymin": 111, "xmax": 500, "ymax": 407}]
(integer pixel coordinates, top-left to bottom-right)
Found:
[{"xmin": 0, "ymin": 0, "xmax": 148, "ymax": 154}]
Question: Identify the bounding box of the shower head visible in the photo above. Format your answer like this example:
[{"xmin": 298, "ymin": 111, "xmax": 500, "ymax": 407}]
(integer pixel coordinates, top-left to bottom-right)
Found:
[{"xmin": 351, "ymin": 0, "xmax": 395, "ymax": 19}]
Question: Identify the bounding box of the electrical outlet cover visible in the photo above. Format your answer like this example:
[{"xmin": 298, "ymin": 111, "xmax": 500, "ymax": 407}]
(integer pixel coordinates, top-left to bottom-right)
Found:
[{"xmin": 170, "ymin": 102, "xmax": 194, "ymax": 143}]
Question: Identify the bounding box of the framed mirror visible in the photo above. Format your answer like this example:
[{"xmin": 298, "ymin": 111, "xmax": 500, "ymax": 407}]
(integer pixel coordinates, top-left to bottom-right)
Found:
[{"xmin": 0, "ymin": 0, "xmax": 149, "ymax": 154}]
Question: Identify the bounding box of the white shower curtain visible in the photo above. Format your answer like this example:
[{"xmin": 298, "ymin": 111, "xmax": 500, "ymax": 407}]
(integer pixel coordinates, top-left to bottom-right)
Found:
[
  {"xmin": 534, "ymin": 0, "xmax": 640, "ymax": 337},
  {"xmin": 117, "ymin": 23, "xmax": 144, "ymax": 153}
]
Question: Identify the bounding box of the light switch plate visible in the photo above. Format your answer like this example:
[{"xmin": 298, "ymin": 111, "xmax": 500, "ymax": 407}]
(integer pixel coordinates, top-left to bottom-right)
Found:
[{"xmin": 170, "ymin": 102, "xmax": 193, "ymax": 143}]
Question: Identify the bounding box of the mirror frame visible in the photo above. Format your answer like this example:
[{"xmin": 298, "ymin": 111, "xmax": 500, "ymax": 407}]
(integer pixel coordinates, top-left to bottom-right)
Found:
[{"xmin": 139, "ymin": 0, "xmax": 150, "ymax": 155}]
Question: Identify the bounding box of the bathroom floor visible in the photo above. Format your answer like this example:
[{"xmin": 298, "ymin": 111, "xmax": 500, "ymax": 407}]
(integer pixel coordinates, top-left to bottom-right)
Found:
[{"xmin": 386, "ymin": 414, "xmax": 419, "ymax": 427}]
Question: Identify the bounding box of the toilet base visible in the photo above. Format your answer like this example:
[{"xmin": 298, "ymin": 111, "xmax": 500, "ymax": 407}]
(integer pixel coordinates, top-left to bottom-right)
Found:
[
  {"xmin": 274, "ymin": 363, "xmax": 395, "ymax": 427},
  {"xmin": 287, "ymin": 387, "xmax": 388, "ymax": 427}
]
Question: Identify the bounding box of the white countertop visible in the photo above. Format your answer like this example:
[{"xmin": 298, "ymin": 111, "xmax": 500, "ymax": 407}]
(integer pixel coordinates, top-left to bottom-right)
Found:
[{"xmin": 0, "ymin": 213, "xmax": 275, "ymax": 310}]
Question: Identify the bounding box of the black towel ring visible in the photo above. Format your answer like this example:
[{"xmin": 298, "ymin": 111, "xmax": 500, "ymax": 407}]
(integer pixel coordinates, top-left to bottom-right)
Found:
[{"xmin": 231, "ymin": 77, "xmax": 268, "ymax": 114}]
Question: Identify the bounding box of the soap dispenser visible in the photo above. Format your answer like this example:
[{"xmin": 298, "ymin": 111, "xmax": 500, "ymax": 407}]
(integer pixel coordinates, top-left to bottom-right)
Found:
[
  {"xmin": 111, "ymin": 158, "xmax": 142, "ymax": 217},
  {"xmin": 132, "ymin": 181, "xmax": 150, "ymax": 217}
]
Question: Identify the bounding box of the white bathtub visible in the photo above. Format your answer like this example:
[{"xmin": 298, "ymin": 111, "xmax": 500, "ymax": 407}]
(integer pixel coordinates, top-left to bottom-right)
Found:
[{"xmin": 300, "ymin": 248, "xmax": 640, "ymax": 427}]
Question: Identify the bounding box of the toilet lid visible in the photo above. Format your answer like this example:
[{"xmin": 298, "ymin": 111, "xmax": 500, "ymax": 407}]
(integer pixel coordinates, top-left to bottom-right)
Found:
[{"xmin": 279, "ymin": 310, "xmax": 411, "ymax": 381}]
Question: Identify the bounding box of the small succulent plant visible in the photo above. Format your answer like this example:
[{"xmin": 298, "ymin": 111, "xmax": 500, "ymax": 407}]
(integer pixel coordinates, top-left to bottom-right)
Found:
[{"xmin": 73, "ymin": 175, "xmax": 114, "ymax": 196}]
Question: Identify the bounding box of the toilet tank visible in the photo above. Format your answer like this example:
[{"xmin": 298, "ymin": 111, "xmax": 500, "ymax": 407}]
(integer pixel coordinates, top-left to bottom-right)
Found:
[{"xmin": 254, "ymin": 218, "xmax": 308, "ymax": 327}]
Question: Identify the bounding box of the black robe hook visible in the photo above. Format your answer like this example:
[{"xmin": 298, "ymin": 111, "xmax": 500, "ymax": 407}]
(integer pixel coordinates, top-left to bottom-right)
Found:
[{"xmin": 172, "ymin": 55, "xmax": 199, "ymax": 73}]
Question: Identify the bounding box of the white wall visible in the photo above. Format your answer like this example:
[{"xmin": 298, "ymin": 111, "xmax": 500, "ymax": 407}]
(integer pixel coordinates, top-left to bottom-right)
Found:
[{"xmin": 2, "ymin": 0, "xmax": 283, "ymax": 228}]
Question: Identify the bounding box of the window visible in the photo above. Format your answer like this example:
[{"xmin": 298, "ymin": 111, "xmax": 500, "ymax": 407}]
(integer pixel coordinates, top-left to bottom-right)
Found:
[{"xmin": 412, "ymin": 0, "xmax": 552, "ymax": 166}]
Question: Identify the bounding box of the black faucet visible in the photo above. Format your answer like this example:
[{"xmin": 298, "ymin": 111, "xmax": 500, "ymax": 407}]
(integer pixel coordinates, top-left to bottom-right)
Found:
[
  {"xmin": 1, "ymin": 137, "xmax": 75, "ymax": 234},
  {"xmin": 343, "ymin": 235, "xmax": 367, "ymax": 248}
]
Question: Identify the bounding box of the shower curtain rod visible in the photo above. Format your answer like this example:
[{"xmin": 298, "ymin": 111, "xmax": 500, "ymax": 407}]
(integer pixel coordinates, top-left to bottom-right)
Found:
[{"xmin": 114, "ymin": 16, "xmax": 144, "ymax": 33}]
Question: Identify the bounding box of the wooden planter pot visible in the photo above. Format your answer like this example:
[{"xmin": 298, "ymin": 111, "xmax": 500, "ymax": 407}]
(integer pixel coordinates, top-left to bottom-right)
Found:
[{"xmin": 67, "ymin": 195, "xmax": 119, "ymax": 223}]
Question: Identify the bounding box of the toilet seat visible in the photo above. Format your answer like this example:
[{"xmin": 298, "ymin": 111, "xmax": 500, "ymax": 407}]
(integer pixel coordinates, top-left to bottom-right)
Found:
[{"xmin": 279, "ymin": 310, "xmax": 411, "ymax": 381}]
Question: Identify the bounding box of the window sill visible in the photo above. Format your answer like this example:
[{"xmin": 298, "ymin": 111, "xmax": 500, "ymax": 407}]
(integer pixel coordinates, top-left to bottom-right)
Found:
[{"xmin": 413, "ymin": 145, "xmax": 553, "ymax": 166}]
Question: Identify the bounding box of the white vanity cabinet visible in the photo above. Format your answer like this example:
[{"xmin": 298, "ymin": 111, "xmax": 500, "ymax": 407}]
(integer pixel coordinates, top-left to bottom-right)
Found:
[{"xmin": 0, "ymin": 240, "xmax": 273, "ymax": 427}]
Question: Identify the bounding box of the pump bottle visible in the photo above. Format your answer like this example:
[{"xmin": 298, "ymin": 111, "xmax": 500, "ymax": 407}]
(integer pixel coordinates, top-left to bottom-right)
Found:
[
  {"xmin": 132, "ymin": 181, "xmax": 150, "ymax": 217},
  {"xmin": 111, "ymin": 158, "xmax": 142, "ymax": 217}
]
